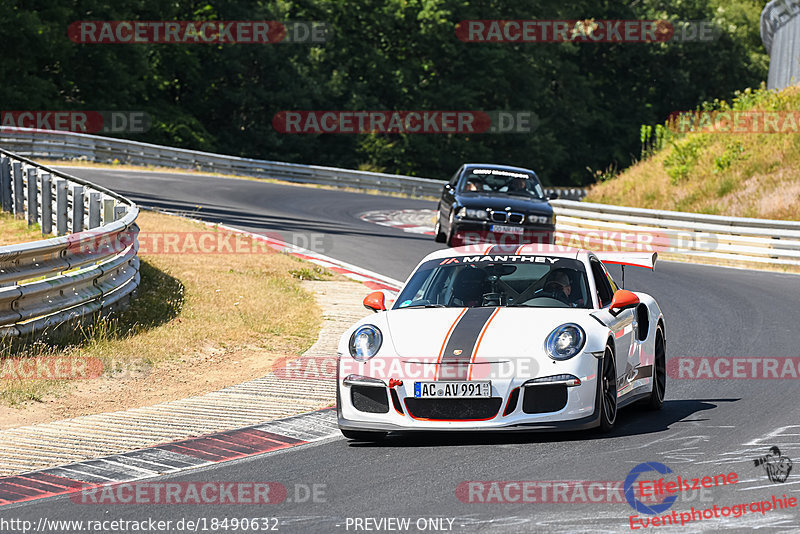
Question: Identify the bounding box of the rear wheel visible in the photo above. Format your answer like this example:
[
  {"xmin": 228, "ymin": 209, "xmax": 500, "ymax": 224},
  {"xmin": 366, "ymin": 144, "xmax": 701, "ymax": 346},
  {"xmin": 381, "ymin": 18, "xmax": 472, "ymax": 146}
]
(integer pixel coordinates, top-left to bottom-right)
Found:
[
  {"xmin": 598, "ymin": 345, "xmax": 617, "ymax": 432},
  {"xmin": 644, "ymin": 327, "xmax": 666, "ymax": 410},
  {"xmin": 341, "ymin": 429, "xmax": 387, "ymax": 442}
]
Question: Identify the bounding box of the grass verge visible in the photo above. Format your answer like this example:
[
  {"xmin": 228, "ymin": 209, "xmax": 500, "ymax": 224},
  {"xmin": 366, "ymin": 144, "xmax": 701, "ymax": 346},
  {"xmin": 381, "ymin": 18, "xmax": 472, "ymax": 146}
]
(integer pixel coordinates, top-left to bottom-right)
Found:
[
  {"xmin": 0, "ymin": 212, "xmax": 43, "ymax": 245},
  {"xmin": 0, "ymin": 210, "xmax": 330, "ymax": 428},
  {"xmin": 586, "ymin": 85, "xmax": 800, "ymax": 221}
]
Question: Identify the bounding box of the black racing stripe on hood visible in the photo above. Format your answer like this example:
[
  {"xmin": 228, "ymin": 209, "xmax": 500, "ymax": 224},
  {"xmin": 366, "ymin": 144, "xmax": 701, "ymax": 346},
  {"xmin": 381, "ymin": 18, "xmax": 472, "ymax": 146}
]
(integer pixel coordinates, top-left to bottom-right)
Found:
[{"xmin": 438, "ymin": 307, "xmax": 496, "ymax": 380}]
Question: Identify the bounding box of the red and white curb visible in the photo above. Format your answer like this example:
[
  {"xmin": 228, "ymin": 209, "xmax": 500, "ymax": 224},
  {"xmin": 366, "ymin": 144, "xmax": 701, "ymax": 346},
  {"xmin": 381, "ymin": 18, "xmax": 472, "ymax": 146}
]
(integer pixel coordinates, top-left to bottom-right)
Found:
[
  {"xmin": 359, "ymin": 209, "xmax": 436, "ymax": 236},
  {"xmin": 0, "ymin": 213, "xmax": 403, "ymax": 502},
  {"xmin": 0, "ymin": 409, "xmax": 338, "ymax": 507}
]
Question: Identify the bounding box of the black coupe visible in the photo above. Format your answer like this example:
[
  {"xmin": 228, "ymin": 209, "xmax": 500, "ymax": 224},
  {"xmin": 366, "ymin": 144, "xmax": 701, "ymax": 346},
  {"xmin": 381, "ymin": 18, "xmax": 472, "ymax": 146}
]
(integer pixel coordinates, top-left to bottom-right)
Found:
[{"xmin": 434, "ymin": 164, "xmax": 557, "ymax": 247}]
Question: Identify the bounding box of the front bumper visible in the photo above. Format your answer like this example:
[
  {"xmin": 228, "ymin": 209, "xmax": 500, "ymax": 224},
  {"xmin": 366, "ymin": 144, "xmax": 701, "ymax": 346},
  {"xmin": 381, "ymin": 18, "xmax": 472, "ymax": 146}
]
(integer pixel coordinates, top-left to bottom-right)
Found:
[
  {"xmin": 338, "ymin": 412, "xmax": 600, "ymax": 433},
  {"xmin": 451, "ymin": 221, "xmax": 555, "ymax": 246},
  {"xmin": 337, "ymin": 355, "xmax": 602, "ymax": 433}
]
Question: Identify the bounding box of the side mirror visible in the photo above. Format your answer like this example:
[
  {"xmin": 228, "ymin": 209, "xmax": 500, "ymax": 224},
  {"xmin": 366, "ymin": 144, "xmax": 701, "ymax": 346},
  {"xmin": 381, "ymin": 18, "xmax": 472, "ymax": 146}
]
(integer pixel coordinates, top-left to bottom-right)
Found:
[
  {"xmin": 609, "ymin": 289, "xmax": 640, "ymax": 315},
  {"xmin": 363, "ymin": 291, "xmax": 387, "ymax": 312},
  {"xmin": 444, "ymin": 183, "xmax": 453, "ymax": 191},
  {"xmin": 548, "ymin": 191, "xmax": 560, "ymax": 200}
]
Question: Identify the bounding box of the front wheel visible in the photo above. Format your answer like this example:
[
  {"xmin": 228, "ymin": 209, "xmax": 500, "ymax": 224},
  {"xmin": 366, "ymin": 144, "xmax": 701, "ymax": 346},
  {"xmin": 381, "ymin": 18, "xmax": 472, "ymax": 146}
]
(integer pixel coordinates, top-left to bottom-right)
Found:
[
  {"xmin": 341, "ymin": 429, "xmax": 387, "ymax": 441},
  {"xmin": 598, "ymin": 346, "xmax": 617, "ymax": 432},
  {"xmin": 445, "ymin": 212, "xmax": 457, "ymax": 246},
  {"xmin": 434, "ymin": 213, "xmax": 446, "ymax": 243}
]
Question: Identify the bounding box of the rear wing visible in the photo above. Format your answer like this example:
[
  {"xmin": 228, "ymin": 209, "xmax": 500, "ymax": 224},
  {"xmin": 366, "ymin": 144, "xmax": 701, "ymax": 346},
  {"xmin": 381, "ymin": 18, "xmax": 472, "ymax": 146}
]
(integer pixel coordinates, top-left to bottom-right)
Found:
[{"xmin": 594, "ymin": 251, "xmax": 658, "ymax": 271}]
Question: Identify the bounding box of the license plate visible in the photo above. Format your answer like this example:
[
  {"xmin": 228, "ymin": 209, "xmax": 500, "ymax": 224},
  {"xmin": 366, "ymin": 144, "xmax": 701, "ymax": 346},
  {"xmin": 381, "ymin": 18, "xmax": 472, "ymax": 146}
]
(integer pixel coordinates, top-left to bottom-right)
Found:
[
  {"xmin": 414, "ymin": 381, "xmax": 491, "ymax": 398},
  {"xmin": 490, "ymin": 225, "xmax": 524, "ymax": 234}
]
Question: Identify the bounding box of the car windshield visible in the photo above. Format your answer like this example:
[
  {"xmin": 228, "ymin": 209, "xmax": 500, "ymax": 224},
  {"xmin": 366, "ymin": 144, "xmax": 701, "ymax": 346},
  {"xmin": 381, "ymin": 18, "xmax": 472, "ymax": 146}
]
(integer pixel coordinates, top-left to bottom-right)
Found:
[
  {"xmin": 394, "ymin": 256, "xmax": 591, "ymax": 309},
  {"xmin": 460, "ymin": 169, "xmax": 545, "ymax": 199}
]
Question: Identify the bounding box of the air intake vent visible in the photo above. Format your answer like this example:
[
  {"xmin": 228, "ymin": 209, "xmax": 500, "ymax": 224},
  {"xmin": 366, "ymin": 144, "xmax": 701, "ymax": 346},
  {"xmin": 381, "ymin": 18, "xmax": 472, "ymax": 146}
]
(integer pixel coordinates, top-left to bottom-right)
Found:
[
  {"xmin": 522, "ymin": 384, "xmax": 567, "ymax": 414},
  {"xmin": 404, "ymin": 398, "xmax": 502, "ymax": 420},
  {"xmin": 352, "ymin": 386, "xmax": 390, "ymax": 413}
]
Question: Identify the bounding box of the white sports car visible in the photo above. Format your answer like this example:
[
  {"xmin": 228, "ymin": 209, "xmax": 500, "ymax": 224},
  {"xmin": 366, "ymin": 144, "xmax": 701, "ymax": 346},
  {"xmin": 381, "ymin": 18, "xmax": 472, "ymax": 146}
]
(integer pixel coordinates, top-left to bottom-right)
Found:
[{"xmin": 337, "ymin": 244, "xmax": 665, "ymax": 440}]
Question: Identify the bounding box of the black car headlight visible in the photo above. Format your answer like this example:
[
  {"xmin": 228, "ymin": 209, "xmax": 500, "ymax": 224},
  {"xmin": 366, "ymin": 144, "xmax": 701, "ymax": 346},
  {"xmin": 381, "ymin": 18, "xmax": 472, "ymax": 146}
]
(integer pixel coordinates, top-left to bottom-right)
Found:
[
  {"xmin": 349, "ymin": 325, "xmax": 383, "ymax": 362},
  {"xmin": 545, "ymin": 323, "xmax": 586, "ymax": 360},
  {"xmin": 457, "ymin": 207, "xmax": 489, "ymax": 220}
]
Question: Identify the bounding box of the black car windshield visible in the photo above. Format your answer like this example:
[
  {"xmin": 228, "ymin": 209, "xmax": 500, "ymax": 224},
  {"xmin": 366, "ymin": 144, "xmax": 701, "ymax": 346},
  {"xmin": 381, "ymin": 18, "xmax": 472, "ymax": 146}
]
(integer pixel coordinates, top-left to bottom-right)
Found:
[
  {"xmin": 460, "ymin": 169, "xmax": 545, "ymax": 199},
  {"xmin": 394, "ymin": 256, "xmax": 592, "ymax": 309}
]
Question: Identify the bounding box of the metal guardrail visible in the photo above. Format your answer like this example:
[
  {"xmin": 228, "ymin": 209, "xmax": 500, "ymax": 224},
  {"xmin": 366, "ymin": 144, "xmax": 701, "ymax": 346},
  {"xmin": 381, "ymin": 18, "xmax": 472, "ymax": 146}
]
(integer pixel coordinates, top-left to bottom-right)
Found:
[
  {"xmin": 0, "ymin": 127, "xmax": 587, "ymax": 200},
  {"xmin": 0, "ymin": 147, "xmax": 140, "ymax": 338},
  {"xmin": 7, "ymin": 128, "xmax": 791, "ymax": 272},
  {"xmin": 552, "ymin": 199, "xmax": 800, "ymax": 268}
]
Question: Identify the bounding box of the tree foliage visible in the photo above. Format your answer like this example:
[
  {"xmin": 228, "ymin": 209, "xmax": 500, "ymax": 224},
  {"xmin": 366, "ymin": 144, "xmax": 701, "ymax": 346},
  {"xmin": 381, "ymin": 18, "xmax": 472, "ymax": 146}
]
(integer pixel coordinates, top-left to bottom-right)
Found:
[{"xmin": 0, "ymin": 0, "xmax": 768, "ymax": 184}]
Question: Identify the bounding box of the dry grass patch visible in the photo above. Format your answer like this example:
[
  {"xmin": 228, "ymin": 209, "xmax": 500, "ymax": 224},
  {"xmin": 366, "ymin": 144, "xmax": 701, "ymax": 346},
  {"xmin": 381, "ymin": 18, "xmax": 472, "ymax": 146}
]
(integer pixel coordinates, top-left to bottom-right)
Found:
[
  {"xmin": 586, "ymin": 86, "xmax": 800, "ymax": 220},
  {"xmin": 0, "ymin": 210, "xmax": 329, "ymax": 428},
  {"xmin": 0, "ymin": 211, "xmax": 43, "ymax": 245}
]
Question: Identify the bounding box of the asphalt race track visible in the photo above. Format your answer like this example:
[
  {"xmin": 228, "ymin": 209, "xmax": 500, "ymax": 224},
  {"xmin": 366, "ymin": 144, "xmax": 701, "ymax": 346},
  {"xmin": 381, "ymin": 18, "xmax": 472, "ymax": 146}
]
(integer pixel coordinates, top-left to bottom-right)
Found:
[{"xmin": 4, "ymin": 167, "xmax": 800, "ymax": 532}]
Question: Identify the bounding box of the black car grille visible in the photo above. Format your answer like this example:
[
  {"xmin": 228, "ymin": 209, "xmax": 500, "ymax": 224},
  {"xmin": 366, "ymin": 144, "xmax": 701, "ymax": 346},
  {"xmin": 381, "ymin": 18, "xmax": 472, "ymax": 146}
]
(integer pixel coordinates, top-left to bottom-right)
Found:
[
  {"xmin": 489, "ymin": 211, "xmax": 525, "ymax": 224},
  {"xmin": 404, "ymin": 398, "xmax": 502, "ymax": 420},
  {"xmin": 521, "ymin": 384, "xmax": 568, "ymax": 414}
]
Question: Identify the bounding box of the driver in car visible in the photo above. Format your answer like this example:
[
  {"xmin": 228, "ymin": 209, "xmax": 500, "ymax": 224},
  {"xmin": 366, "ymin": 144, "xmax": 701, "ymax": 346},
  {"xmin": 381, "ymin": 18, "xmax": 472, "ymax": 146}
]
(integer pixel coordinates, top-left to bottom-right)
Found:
[
  {"xmin": 508, "ymin": 177, "xmax": 528, "ymax": 193},
  {"xmin": 450, "ymin": 267, "xmax": 486, "ymax": 307},
  {"xmin": 542, "ymin": 269, "xmax": 584, "ymax": 307}
]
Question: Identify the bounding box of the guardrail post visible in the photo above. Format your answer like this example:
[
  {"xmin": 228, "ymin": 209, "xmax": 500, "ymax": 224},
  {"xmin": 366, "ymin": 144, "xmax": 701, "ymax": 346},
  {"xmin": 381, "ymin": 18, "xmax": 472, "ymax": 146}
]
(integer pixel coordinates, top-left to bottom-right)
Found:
[
  {"xmin": 0, "ymin": 157, "xmax": 11, "ymax": 212},
  {"xmin": 12, "ymin": 162, "xmax": 23, "ymax": 218},
  {"xmin": 88, "ymin": 192, "xmax": 101, "ymax": 228},
  {"xmin": 26, "ymin": 167, "xmax": 38, "ymax": 226},
  {"xmin": 72, "ymin": 185, "xmax": 84, "ymax": 233},
  {"xmin": 55, "ymin": 179, "xmax": 68, "ymax": 235},
  {"xmin": 103, "ymin": 198, "xmax": 115, "ymax": 225},
  {"xmin": 41, "ymin": 173, "xmax": 52, "ymax": 235}
]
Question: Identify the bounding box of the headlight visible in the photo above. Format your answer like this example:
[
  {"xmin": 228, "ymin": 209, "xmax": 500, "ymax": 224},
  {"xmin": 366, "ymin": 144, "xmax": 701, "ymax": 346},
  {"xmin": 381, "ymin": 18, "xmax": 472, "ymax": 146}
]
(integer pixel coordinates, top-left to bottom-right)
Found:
[
  {"xmin": 545, "ymin": 323, "xmax": 586, "ymax": 360},
  {"xmin": 528, "ymin": 214, "xmax": 552, "ymax": 225},
  {"xmin": 349, "ymin": 325, "xmax": 383, "ymax": 362},
  {"xmin": 457, "ymin": 207, "xmax": 489, "ymax": 220}
]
